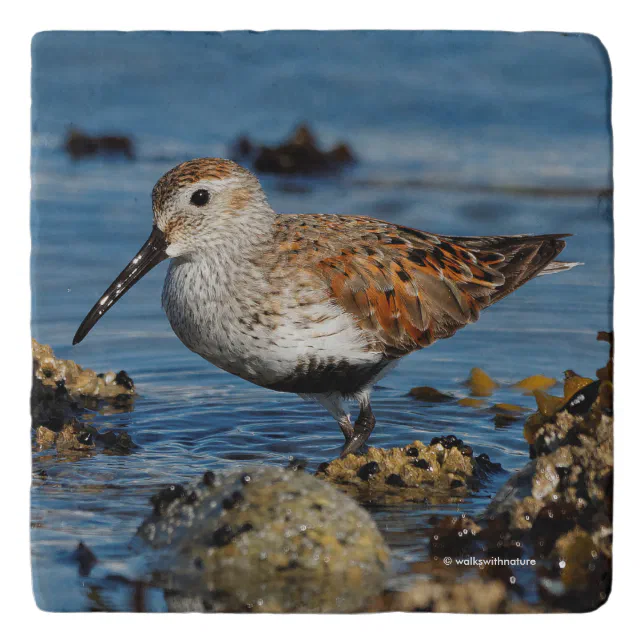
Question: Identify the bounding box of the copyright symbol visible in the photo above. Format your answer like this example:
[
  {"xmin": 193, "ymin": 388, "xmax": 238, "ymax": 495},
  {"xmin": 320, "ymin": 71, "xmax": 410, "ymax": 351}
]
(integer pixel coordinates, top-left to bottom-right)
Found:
[{"xmin": 443, "ymin": 557, "xmax": 452, "ymax": 565}]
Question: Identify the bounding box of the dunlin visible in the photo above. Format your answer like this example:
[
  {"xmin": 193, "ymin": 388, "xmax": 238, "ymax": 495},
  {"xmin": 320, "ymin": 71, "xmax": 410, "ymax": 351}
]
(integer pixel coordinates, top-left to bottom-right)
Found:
[{"xmin": 74, "ymin": 158, "xmax": 579, "ymax": 456}]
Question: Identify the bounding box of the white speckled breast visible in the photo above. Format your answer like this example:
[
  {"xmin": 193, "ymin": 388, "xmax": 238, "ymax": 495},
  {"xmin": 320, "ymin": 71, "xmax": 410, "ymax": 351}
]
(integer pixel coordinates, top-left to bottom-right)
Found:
[{"xmin": 161, "ymin": 254, "xmax": 384, "ymax": 394}]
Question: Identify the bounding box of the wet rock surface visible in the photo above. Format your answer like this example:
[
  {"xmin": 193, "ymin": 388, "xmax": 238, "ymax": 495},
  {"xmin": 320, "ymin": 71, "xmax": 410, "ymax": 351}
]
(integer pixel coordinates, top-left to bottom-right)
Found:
[
  {"xmin": 380, "ymin": 578, "xmax": 537, "ymax": 614},
  {"xmin": 32, "ymin": 339, "xmax": 135, "ymax": 425},
  {"xmin": 316, "ymin": 438, "xmax": 502, "ymax": 504},
  {"xmin": 231, "ymin": 123, "xmax": 355, "ymax": 176},
  {"xmin": 386, "ymin": 333, "xmax": 613, "ymax": 613},
  {"xmin": 34, "ymin": 420, "xmax": 135, "ymax": 456},
  {"xmin": 32, "ymin": 339, "xmax": 135, "ymax": 453},
  {"xmin": 135, "ymin": 466, "xmax": 390, "ymax": 613}
]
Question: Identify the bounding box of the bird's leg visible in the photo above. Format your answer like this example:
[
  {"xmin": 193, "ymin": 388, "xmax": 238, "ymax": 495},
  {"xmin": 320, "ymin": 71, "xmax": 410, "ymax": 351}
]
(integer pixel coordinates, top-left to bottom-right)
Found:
[
  {"xmin": 304, "ymin": 392, "xmax": 353, "ymax": 442},
  {"xmin": 340, "ymin": 402, "xmax": 376, "ymax": 457},
  {"xmin": 337, "ymin": 417, "xmax": 354, "ymax": 442}
]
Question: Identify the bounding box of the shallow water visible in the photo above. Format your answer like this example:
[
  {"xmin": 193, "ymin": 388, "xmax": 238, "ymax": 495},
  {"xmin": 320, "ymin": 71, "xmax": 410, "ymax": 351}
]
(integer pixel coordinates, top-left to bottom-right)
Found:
[{"xmin": 31, "ymin": 31, "xmax": 612, "ymax": 611}]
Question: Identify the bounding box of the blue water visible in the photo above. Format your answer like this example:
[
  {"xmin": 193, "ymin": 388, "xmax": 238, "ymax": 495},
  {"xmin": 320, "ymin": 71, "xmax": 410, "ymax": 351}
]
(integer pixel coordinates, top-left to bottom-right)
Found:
[{"xmin": 31, "ymin": 31, "xmax": 612, "ymax": 611}]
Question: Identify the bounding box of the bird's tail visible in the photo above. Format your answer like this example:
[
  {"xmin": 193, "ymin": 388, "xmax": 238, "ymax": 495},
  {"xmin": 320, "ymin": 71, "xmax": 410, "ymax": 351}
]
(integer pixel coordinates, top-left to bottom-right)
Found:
[
  {"xmin": 538, "ymin": 260, "xmax": 584, "ymax": 276},
  {"xmin": 443, "ymin": 233, "xmax": 580, "ymax": 306}
]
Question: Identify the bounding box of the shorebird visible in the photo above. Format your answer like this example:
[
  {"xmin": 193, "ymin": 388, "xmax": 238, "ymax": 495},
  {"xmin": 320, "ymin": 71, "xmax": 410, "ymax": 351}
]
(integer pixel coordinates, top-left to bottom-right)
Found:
[{"xmin": 74, "ymin": 158, "xmax": 579, "ymax": 456}]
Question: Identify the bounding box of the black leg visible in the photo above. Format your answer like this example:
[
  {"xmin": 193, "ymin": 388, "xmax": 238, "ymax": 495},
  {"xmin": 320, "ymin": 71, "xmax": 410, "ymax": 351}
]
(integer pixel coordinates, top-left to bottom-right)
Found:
[
  {"xmin": 337, "ymin": 417, "xmax": 354, "ymax": 442},
  {"xmin": 340, "ymin": 403, "xmax": 376, "ymax": 457}
]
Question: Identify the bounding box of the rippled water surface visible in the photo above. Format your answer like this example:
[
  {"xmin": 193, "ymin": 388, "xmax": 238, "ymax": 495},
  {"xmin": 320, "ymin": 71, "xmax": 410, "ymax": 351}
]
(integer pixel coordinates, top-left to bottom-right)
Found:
[{"xmin": 31, "ymin": 31, "xmax": 612, "ymax": 611}]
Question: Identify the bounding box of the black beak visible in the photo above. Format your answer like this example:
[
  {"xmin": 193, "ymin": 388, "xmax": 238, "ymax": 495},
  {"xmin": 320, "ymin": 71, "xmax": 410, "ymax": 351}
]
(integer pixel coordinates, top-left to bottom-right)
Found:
[{"xmin": 73, "ymin": 226, "xmax": 168, "ymax": 345}]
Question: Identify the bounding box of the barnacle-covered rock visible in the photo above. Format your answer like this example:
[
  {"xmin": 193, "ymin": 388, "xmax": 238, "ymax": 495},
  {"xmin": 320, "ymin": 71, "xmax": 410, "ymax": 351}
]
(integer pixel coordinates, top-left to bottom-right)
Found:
[
  {"xmin": 428, "ymin": 515, "xmax": 482, "ymax": 557},
  {"xmin": 135, "ymin": 466, "xmax": 390, "ymax": 613},
  {"xmin": 34, "ymin": 419, "xmax": 134, "ymax": 455},
  {"xmin": 316, "ymin": 438, "xmax": 501, "ymax": 504},
  {"xmin": 407, "ymin": 334, "xmax": 613, "ymax": 613},
  {"xmin": 31, "ymin": 339, "xmax": 135, "ymax": 427},
  {"xmin": 385, "ymin": 578, "xmax": 535, "ymax": 614}
]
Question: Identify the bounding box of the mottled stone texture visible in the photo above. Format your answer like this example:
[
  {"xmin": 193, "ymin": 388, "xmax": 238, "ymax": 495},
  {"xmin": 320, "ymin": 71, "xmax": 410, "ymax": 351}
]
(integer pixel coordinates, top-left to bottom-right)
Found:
[
  {"xmin": 316, "ymin": 437, "xmax": 501, "ymax": 504},
  {"xmin": 136, "ymin": 466, "xmax": 390, "ymax": 613}
]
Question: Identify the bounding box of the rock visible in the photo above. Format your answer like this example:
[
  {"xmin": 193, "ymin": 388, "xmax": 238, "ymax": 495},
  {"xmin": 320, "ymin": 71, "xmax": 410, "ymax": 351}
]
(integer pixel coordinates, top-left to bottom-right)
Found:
[
  {"xmin": 491, "ymin": 403, "xmax": 530, "ymax": 429},
  {"xmin": 554, "ymin": 527, "xmax": 607, "ymax": 591},
  {"xmin": 511, "ymin": 374, "xmax": 557, "ymax": 393},
  {"xmin": 32, "ymin": 339, "xmax": 135, "ymax": 428},
  {"xmin": 316, "ymin": 439, "xmax": 501, "ymax": 504},
  {"xmin": 65, "ymin": 128, "xmax": 135, "ymax": 160},
  {"xmin": 428, "ymin": 515, "xmax": 482, "ymax": 557},
  {"xmin": 74, "ymin": 542, "xmax": 98, "ymax": 577},
  {"xmin": 465, "ymin": 368, "xmax": 498, "ymax": 397},
  {"xmin": 34, "ymin": 419, "xmax": 134, "ymax": 455},
  {"xmin": 135, "ymin": 466, "xmax": 390, "ymax": 613},
  {"xmin": 410, "ymin": 335, "xmax": 613, "ymax": 613},
  {"xmin": 407, "ymin": 386, "xmax": 455, "ymax": 403},
  {"xmin": 230, "ymin": 123, "xmax": 356, "ymax": 176},
  {"xmin": 387, "ymin": 578, "xmax": 524, "ymax": 613}
]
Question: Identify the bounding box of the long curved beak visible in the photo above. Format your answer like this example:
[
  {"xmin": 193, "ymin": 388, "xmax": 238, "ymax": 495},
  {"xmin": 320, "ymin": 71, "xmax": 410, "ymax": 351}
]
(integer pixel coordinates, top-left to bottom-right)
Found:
[{"xmin": 73, "ymin": 226, "xmax": 168, "ymax": 345}]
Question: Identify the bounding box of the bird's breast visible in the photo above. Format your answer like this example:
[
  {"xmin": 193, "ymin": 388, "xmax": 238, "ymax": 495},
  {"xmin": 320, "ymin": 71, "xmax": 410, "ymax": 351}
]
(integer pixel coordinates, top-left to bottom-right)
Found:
[{"xmin": 161, "ymin": 258, "xmax": 382, "ymax": 391}]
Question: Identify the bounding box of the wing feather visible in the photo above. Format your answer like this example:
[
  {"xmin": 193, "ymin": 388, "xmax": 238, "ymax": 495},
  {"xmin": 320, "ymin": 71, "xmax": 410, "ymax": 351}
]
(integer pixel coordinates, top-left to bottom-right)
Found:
[{"xmin": 273, "ymin": 214, "xmax": 572, "ymax": 359}]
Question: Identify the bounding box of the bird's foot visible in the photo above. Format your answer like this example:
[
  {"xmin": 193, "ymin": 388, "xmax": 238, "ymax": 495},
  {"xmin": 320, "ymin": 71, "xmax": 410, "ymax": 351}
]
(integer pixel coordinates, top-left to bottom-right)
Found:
[
  {"xmin": 340, "ymin": 431, "xmax": 370, "ymax": 458},
  {"xmin": 339, "ymin": 404, "xmax": 376, "ymax": 458}
]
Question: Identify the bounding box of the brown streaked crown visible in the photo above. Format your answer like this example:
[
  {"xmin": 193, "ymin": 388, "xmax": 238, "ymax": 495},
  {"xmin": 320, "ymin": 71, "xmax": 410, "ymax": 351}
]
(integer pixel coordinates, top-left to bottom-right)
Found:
[{"xmin": 152, "ymin": 158, "xmax": 253, "ymax": 213}]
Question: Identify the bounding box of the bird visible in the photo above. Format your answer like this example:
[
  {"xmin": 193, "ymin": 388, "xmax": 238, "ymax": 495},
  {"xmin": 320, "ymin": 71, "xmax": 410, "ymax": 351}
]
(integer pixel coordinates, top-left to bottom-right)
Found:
[{"xmin": 73, "ymin": 158, "xmax": 580, "ymax": 457}]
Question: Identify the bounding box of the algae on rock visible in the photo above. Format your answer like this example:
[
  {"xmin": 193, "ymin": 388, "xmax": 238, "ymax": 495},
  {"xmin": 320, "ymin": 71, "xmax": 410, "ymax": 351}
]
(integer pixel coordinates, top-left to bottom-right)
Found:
[
  {"xmin": 316, "ymin": 437, "xmax": 501, "ymax": 504},
  {"xmin": 31, "ymin": 339, "xmax": 136, "ymax": 454},
  {"xmin": 136, "ymin": 466, "xmax": 390, "ymax": 613}
]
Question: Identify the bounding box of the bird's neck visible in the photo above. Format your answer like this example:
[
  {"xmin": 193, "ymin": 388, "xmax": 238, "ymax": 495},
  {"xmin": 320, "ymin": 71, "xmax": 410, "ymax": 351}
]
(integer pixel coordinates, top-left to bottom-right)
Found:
[
  {"xmin": 193, "ymin": 203, "xmax": 276, "ymax": 263},
  {"xmin": 170, "ymin": 209, "xmax": 276, "ymax": 295}
]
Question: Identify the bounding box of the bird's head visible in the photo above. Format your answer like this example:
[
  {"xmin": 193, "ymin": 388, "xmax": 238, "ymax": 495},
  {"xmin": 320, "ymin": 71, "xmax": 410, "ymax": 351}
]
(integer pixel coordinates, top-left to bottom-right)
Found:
[
  {"xmin": 153, "ymin": 158, "xmax": 271, "ymax": 257},
  {"xmin": 73, "ymin": 158, "xmax": 271, "ymax": 345}
]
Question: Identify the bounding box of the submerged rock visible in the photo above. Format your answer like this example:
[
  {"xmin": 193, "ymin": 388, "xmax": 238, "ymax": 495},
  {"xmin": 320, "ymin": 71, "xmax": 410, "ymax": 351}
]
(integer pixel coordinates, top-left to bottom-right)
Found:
[
  {"xmin": 34, "ymin": 419, "xmax": 134, "ymax": 455},
  {"xmin": 32, "ymin": 339, "xmax": 135, "ymax": 428},
  {"xmin": 316, "ymin": 439, "xmax": 501, "ymax": 504},
  {"xmin": 65, "ymin": 128, "xmax": 135, "ymax": 160},
  {"xmin": 407, "ymin": 386, "xmax": 455, "ymax": 403},
  {"xmin": 135, "ymin": 466, "xmax": 390, "ymax": 613},
  {"xmin": 73, "ymin": 542, "xmax": 98, "ymax": 577},
  {"xmin": 231, "ymin": 123, "xmax": 356, "ymax": 176}
]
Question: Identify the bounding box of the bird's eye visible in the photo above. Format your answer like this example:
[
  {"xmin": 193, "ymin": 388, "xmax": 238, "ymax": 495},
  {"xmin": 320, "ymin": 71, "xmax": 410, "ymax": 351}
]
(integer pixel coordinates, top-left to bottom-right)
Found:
[{"xmin": 190, "ymin": 189, "xmax": 210, "ymax": 207}]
